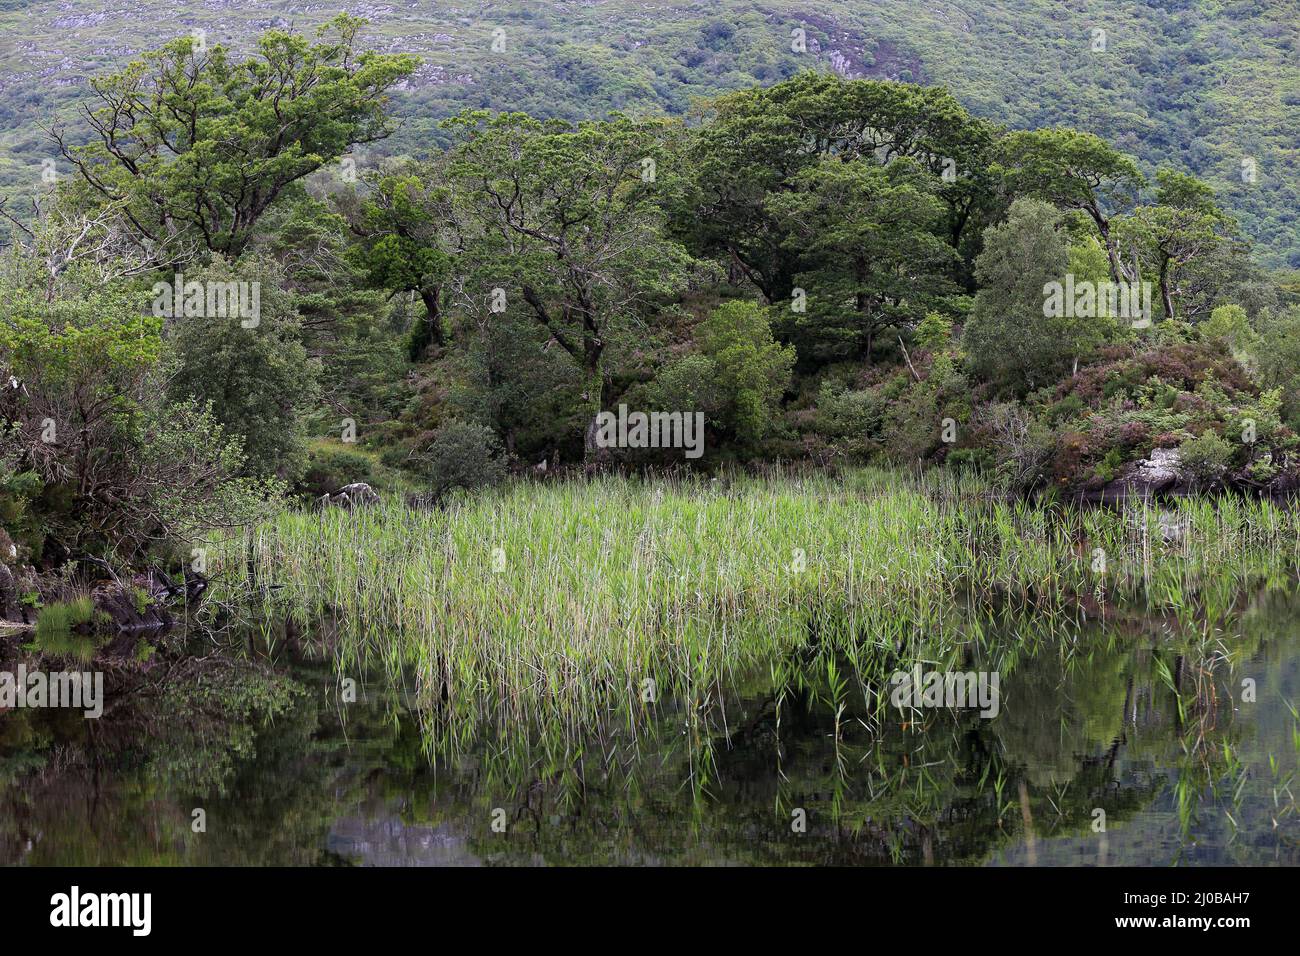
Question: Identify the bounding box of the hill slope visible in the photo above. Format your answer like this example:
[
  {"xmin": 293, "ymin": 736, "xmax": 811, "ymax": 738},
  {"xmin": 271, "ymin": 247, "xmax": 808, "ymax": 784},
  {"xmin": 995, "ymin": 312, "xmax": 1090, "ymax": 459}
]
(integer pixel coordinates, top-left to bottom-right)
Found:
[{"xmin": 1, "ymin": 0, "xmax": 1297, "ymax": 266}]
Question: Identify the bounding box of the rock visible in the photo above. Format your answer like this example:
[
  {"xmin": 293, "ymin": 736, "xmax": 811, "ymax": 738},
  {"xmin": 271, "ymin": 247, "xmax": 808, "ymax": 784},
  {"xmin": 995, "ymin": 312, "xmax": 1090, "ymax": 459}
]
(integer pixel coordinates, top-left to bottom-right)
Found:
[
  {"xmin": 338, "ymin": 482, "xmax": 379, "ymax": 504},
  {"xmin": 1265, "ymin": 469, "xmax": 1300, "ymax": 496},
  {"xmin": 1134, "ymin": 448, "xmax": 1183, "ymax": 488},
  {"xmin": 318, "ymin": 482, "xmax": 380, "ymax": 509},
  {"xmin": 1103, "ymin": 447, "xmax": 1184, "ymax": 500},
  {"xmin": 91, "ymin": 582, "xmax": 172, "ymax": 632}
]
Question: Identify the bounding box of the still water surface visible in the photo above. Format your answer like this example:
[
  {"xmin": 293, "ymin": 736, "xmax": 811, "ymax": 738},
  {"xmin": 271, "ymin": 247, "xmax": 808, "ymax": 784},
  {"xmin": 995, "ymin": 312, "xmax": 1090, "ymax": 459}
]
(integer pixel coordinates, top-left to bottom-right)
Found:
[{"xmin": 3, "ymin": 591, "xmax": 1298, "ymax": 866}]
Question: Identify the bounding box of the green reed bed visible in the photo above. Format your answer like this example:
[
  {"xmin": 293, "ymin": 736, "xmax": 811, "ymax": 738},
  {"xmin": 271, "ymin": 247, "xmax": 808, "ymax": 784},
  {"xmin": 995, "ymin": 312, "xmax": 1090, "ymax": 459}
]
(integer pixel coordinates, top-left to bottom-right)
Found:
[{"xmin": 206, "ymin": 469, "xmax": 1300, "ymax": 759}]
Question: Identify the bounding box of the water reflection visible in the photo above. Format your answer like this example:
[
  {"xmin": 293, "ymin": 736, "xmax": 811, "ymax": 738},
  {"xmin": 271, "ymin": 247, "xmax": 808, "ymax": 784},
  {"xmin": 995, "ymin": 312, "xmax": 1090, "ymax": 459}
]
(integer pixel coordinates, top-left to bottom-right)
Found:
[{"xmin": 2, "ymin": 592, "xmax": 1298, "ymax": 865}]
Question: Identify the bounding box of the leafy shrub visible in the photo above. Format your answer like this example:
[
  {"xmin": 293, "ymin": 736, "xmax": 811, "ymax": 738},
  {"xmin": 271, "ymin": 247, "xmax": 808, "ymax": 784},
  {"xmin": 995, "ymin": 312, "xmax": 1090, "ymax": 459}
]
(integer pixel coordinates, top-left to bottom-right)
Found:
[
  {"xmin": 1093, "ymin": 448, "xmax": 1126, "ymax": 485},
  {"xmin": 1246, "ymin": 453, "xmax": 1279, "ymax": 484},
  {"xmin": 1202, "ymin": 304, "xmax": 1257, "ymax": 356},
  {"xmin": 946, "ymin": 447, "xmax": 995, "ymax": 472},
  {"xmin": 166, "ymin": 256, "xmax": 321, "ymax": 482},
  {"xmin": 1179, "ymin": 430, "xmax": 1234, "ymax": 485},
  {"xmin": 1257, "ymin": 307, "xmax": 1300, "ymax": 428},
  {"xmin": 815, "ymin": 381, "xmax": 885, "ymax": 461},
  {"xmin": 420, "ymin": 420, "xmax": 507, "ymax": 503},
  {"xmin": 697, "ymin": 301, "xmax": 795, "ymax": 445},
  {"xmin": 646, "ymin": 352, "xmax": 725, "ymax": 420},
  {"xmin": 0, "ymin": 458, "xmax": 43, "ymax": 560},
  {"xmin": 882, "ymin": 386, "xmax": 940, "ymax": 464},
  {"xmin": 915, "ymin": 311, "xmax": 953, "ymax": 351}
]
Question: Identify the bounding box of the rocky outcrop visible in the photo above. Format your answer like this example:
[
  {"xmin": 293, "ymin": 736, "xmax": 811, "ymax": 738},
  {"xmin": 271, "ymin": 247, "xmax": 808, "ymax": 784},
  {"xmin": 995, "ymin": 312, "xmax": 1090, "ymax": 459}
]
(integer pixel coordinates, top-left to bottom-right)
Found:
[
  {"xmin": 1131, "ymin": 448, "xmax": 1183, "ymax": 490},
  {"xmin": 317, "ymin": 482, "xmax": 380, "ymax": 509},
  {"xmin": 1101, "ymin": 448, "xmax": 1184, "ymax": 501},
  {"xmin": 92, "ymin": 583, "xmax": 171, "ymax": 632},
  {"xmin": 87, "ymin": 565, "xmax": 208, "ymax": 633}
]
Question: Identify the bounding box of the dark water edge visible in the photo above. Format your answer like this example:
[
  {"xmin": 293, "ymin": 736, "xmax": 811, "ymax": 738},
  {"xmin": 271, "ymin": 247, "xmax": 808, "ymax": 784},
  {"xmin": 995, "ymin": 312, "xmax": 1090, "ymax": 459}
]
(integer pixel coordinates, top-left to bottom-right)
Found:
[{"xmin": 2, "ymin": 590, "xmax": 1299, "ymax": 867}]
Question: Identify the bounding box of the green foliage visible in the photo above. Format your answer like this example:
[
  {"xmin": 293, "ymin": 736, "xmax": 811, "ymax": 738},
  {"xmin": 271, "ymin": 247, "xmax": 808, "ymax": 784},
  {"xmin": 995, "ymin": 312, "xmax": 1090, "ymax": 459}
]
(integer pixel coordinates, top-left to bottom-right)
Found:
[
  {"xmin": 915, "ymin": 311, "xmax": 953, "ymax": 351},
  {"xmin": 135, "ymin": 399, "xmax": 286, "ymax": 543},
  {"xmin": 350, "ymin": 169, "xmax": 458, "ymax": 356},
  {"xmin": 419, "ymin": 420, "xmax": 507, "ymax": 502},
  {"xmin": 1203, "ymin": 304, "xmax": 1258, "ymax": 357},
  {"xmin": 645, "ymin": 353, "xmax": 726, "ymax": 422},
  {"xmin": 164, "ymin": 256, "xmax": 321, "ymax": 481},
  {"xmin": 677, "ymin": 71, "xmax": 994, "ymax": 304},
  {"xmin": 997, "ymin": 128, "xmax": 1143, "ymax": 234},
  {"xmin": 54, "ymin": 15, "xmax": 417, "ymax": 261},
  {"xmin": 6, "ymin": 2, "xmax": 1300, "ymax": 267},
  {"xmin": 0, "ymin": 260, "xmax": 281, "ymax": 560},
  {"xmin": 0, "ymin": 459, "xmax": 42, "ymax": 559},
  {"xmin": 1119, "ymin": 170, "xmax": 1238, "ymax": 323},
  {"xmin": 815, "ymin": 380, "xmax": 886, "ymax": 462},
  {"xmin": 963, "ymin": 198, "xmax": 1104, "ymax": 394},
  {"xmin": 0, "ymin": 282, "xmax": 161, "ymax": 387},
  {"xmin": 1179, "ymin": 430, "xmax": 1234, "ymax": 486},
  {"xmin": 446, "ymin": 313, "xmax": 587, "ymax": 463},
  {"xmin": 697, "ymin": 301, "xmax": 794, "ymax": 444},
  {"xmin": 1255, "ymin": 307, "xmax": 1300, "ymax": 429},
  {"xmin": 768, "ymin": 155, "xmax": 961, "ymax": 361},
  {"xmin": 882, "ymin": 385, "xmax": 940, "ymax": 464},
  {"xmin": 299, "ymin": 444, "xmax": 376, "ymax": 499},
  {"xmin": 437, "ymin": 109, "xmax": 692, "ymax": 456},
  {"xmin": 251, "ymin": 194, "xmax": 409, "ymax": 431}
]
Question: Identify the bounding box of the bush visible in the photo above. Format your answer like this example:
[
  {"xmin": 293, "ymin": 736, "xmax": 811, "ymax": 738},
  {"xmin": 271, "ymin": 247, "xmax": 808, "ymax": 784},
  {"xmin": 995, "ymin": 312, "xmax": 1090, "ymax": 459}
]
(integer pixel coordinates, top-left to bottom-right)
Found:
[
  {"xmin": 915, "ymin": 311, "xmax": 953, "ymax": 351},
  {"xmin": 815, "ymin": 380, "xmax": 885, "ymax": 461},
  {"xmin": 165, "ymin": 256, "xmax": 321, "ymax": 482},
  {"xmin": 1179, "ymin": 430, "xmax": 1234, "ymax": 485},
  {"xmin": 1, "ymin": 280, "xmax": 278, "ymax": 562},
  {"xmin": 882, "ymin": 386, "xmax": 940, "ymax": 464},
  {"xmin": 0, "ymin": 453, "xmax": 43, "ymax": 560},
  {"xmin": 1202, "ymin": 304, "xmax": 1257, "ymax": 356},
  {"xmin": 420, "ymin": 421, "xmax": 507, "ymax": 502},
  {"xmin": 975, "ymin": 402, "xmax": 1054, "ymax": 491},
  {"xmin": 697, "ymin": 301, "xmax": 795, "ymax": 445},
  {"xmin": 646, "ymin": 352, "xmax": 725, "ymax": 421},
  {"xmin": 299, "ymin": 444, "xmax": 376, "ymax": 498}
]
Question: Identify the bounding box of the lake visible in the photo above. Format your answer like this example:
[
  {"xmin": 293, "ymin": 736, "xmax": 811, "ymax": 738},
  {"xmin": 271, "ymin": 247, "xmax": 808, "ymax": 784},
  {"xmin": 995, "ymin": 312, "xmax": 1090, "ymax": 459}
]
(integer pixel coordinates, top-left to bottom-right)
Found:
[{"xmin": 3, "ymin": 586, "xmax": 1298, "ymax": 865}]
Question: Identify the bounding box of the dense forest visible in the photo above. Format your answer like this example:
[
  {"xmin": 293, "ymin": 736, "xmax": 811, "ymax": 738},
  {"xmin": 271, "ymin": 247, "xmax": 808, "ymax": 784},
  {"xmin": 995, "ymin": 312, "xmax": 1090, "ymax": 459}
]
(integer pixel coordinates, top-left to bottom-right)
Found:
[{"xmin": 0, "ymin": 12, "xmax": 1297, "ymax": 594}]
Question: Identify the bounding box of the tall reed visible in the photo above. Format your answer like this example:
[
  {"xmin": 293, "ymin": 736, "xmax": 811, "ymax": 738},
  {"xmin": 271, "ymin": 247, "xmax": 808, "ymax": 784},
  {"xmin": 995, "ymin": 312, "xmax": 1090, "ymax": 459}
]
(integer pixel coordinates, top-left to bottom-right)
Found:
[{"xmin": 206, "ymin": 469, "xmax": 1300, "ymax": 770}]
